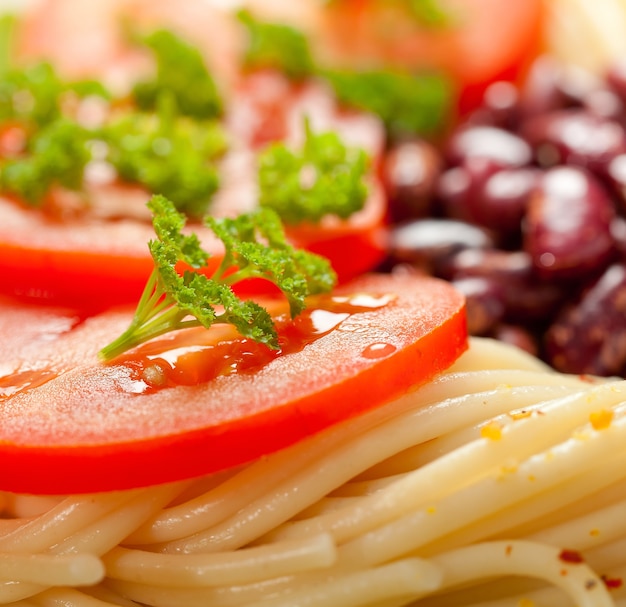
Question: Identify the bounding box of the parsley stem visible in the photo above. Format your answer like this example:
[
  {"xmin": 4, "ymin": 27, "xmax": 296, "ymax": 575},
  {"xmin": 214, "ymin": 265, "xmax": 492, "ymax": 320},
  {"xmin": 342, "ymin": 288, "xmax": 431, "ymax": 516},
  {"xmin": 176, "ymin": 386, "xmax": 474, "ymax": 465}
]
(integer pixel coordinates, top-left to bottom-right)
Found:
[{"xmin": 99, "ymin": 197, "xmax": 337, "ymax": 361}]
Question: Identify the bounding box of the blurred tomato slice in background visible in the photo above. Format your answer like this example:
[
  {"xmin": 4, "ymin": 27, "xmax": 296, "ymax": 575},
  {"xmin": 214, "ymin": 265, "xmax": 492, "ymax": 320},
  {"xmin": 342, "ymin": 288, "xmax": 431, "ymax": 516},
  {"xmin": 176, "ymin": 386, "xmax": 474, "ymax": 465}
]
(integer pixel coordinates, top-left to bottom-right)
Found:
[{"xmin": 315, "ymin": 0, "xmax": 545, "ymax": 114}]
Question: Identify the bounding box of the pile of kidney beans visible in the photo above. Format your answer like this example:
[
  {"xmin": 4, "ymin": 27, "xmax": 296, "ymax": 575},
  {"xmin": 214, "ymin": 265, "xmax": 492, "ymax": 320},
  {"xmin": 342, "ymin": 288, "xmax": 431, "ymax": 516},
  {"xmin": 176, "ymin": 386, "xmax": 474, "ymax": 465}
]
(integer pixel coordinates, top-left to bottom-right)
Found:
[{"xmin": 381, "ymin": 55, "xmax": 626, "ymax": 377}]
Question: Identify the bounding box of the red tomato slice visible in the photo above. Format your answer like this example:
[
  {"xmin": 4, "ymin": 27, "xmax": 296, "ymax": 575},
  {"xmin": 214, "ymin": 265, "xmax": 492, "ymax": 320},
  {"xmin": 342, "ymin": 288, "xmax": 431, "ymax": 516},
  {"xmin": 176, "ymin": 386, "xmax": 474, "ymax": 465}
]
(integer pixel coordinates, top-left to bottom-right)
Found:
[
  {"xmin": 0, "ymin": 75, "xmax": 388, "ymax": 307},
  {"xmin": 0, "ymin": 273, "xmax": 467, "ymax": 494},
  {"xmin": 316, "ymin": 0, "xmax": 545, "ymax": 114}
]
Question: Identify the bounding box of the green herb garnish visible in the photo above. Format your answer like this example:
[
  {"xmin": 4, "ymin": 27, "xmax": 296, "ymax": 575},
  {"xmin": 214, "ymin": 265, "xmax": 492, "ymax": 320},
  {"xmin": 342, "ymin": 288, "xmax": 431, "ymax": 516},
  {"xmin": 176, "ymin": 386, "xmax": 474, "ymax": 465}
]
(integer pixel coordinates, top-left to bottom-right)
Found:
[
  {"xmin": 237, "ymin": 9, "xmax": 316, "ymax": 80},
  {"xmin": 0, "ymin": 118, "xmax": 92, "ymax": 205},
  {"xmin": 258, "ymin": 118, "xmax": 369, "ymax": 224},
  {"xmin": 237, "ymin": 11, "xmax": 452, "ymax": 137},
  {"xmin": 99, "ymin": 195, "xmax": 337, "ymax": 360},
  {"xmin": 104, "ymin": 94, "xmax": 227, "ymax": 218},
  {"xmin": 0, "ymin": 61, "xmax": 109, "ymax": 128},
  {"xmin": 322, "ymin": 68, "xmax": 452, "ymax": 137},
  {"xmin": 132, "ymin": 29, "xmax": 223, "ymax": 120}
]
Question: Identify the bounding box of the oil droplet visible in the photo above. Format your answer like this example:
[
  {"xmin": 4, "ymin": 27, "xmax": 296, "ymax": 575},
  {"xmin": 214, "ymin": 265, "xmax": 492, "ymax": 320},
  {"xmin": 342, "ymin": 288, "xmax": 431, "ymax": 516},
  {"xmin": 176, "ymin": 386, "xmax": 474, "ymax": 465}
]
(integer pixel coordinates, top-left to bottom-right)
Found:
[
  {"xmin": 361, "ymin": 342, "xmax": 397, "ymax": 359},
  {"xmin": 333, "ymin": 293, "xmax": 396, "ymax": 309},
  {"xmin": 141, "ymin": 363, "xmax": 168, "ymax": 388},
  {"xmin": 309, "ymin": 309, "xmax": 350, "ymax": 335}
]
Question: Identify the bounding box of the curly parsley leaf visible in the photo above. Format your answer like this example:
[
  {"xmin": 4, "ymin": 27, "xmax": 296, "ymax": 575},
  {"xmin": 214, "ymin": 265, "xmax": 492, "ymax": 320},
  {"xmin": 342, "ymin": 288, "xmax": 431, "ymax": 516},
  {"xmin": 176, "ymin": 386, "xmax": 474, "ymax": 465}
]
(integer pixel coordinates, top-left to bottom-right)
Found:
[
  {"xmin": 237, "ymin": 9, "xmax": 316, "ymax": 80},
  {"xmin": 99, "ymin": 195, "xmax": 337, "ymax": 360},
  {"xmin": 103, "ymin": 94, "xmax": 227, "ymax": 218},
  {"xmin": 322, "ymin": 68, "xmax": 453, "ymax": 137},
  {"xmin": 0, "ymin": 118, "xmax": 93, "ymax": 205},
  {"xmin": 0, "ymin": 61, "xmax": 109, "ymax": 128},
  {"xmin": 132, "ymin": 29, "xmax": 223, "ymax": 120},
  {"xmin": 258, "ymin": 118, "xmax": 369, "ymax": 225},
  {"xmin": 208, "ymin": 208, "xmax": 336, "ymax": 316}
]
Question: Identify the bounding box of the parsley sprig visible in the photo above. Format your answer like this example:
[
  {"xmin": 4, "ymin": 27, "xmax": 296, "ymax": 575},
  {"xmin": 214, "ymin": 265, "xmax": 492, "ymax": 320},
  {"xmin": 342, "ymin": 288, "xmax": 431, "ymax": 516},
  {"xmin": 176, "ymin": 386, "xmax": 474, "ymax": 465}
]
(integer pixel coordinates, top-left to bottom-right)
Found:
[
  {"xmin": 0, "ymin": 61, "xmax": 109, "ymax": 128},
  {"xmin": 99, "ymin": 195, "xmax": 337, "ymax": 361},
  {"xmin": 104, "ymin": 95, "xmax": 227, "ymax": 218},
  {"xmin": 0, "ymin": 118, "xmax": 93, "ymax": 205},
  {"xmin": 258, "ymin": 118, "xmax": 369, "ymax": 224},
  {"xmin": 237, "ymin": 9, "xmax": 316, "ymax": 80},
  {"xmin": 322, "ymin": 68, "xmax": 452, "ymax": 137},
  {"xmin": 132, "ymin": 29, "xmax": 223, "ymax": 120}
]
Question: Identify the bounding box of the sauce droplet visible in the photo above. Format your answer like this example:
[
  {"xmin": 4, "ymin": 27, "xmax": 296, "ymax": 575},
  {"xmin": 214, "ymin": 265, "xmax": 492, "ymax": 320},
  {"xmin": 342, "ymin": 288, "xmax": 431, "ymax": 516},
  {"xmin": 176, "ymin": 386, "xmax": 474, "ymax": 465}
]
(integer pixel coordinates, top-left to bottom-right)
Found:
[{"xmin": 361, "ymin": 342, "xmax": 397, "ymax": 359}]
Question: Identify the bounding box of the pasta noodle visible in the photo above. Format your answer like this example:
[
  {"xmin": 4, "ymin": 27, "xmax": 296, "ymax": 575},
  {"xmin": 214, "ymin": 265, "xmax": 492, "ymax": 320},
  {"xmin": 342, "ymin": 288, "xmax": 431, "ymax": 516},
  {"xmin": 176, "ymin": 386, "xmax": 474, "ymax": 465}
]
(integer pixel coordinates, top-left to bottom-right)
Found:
[{"xmin": 2, "ymin": 337, "xmax": 626, "ymax": 607}]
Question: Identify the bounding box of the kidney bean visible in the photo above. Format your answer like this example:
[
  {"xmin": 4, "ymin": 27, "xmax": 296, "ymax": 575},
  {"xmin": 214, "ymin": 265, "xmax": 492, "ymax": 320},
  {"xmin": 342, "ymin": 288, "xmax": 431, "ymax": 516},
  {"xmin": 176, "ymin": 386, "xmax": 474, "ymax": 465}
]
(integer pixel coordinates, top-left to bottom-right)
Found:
[
  {"xmin": 557, "ymin": 65, "xmax": 603, "ymax": 107},
  {"xmin": 583, "ymin": 86, "xmax": 625, "ymax": 122},
  {"xmin": 436, "ymin": 157, "xmax": 503, "ymax": 223},
  {"xmin": 389, "ymin": 218, "xmax": 495, "ymax": 275},
  {"xmin": 446, "ymin": 248, "xmax": 565, "ymax": 321},
  {"xmin": 379, "ymin": 53, "xmax": 626, "ymax": 377},
  {"xmin": 604, "ymin": 154, "xmax": 626, "ymax": 213},
  {"xmin": 450, "ymin": 277, "xmax": 506, "ymax": 335},
  {"xmin": 447, "ymin": 248, "xmax": 533, "ymax": 281},
  {"xmin": 520, "ymin": 109, "xmax": 626, "ymax": 177},
  {"xmin": 445, "ymin": 125, "xmax": 533, "ymax": 168},
  {"xmin": 545, "ymin": 263, "xmax": 626, "ymax": 375},
  {"xmin": 523, "ymin": 166, "xmax": 616, "ymax": 281},
  {"xmin": 382, "ymin": 139, "xmax": 442, "ymax": 221},
  {"xmin": 610, "ymin": 215, "xmax": 626, "ymax": 257},
  {"xmin": 518, "ymin": 55, "xmax": 573, "ymax": 119},
  {"xmin": 467, "ymin": 81, "xmax": 520, "ymax": 130},
  {"xmin": 474, "ymin": 167, "xmax": 540, "ymax": 237},
  {"xmin": 436, "ymin": 166, "xmax": 472, "ymax": 221},
  {"xmin": 605, "ymin": 59, "xmax": 626, "ymax": 105}
]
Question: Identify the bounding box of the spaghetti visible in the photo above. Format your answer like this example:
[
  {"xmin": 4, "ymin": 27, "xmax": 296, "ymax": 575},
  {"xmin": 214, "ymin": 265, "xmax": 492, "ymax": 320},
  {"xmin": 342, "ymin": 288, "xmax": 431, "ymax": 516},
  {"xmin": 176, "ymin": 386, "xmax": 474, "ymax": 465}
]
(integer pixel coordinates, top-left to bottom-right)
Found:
[{"xmin": 2, "ymin": 337, "xmax": 626, "ymax": 606}]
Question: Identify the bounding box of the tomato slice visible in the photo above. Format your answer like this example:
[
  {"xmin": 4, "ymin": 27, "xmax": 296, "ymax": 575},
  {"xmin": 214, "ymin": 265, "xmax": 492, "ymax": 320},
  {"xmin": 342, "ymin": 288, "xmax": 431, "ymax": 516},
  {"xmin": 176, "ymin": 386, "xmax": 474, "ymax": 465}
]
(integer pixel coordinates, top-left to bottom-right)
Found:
[
  {"xmin": 0, "ymin": 273, "xmax": 467, "ymax": 494},
  {"xmin": 316, "ymin": 0, "xmax": 545, "ymax": 114},
  {"xmin": 0, "ymin": 74, "xmax": 388, "ymax": 307}
]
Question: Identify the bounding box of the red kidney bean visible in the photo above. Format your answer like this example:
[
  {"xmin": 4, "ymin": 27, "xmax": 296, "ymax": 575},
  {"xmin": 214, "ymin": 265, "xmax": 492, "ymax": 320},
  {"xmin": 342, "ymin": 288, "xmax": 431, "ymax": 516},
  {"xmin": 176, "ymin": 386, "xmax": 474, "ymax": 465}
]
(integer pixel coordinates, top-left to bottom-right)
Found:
[
  {"xmin": 545, "ymin": 263, "xmax": 626, "ymax": 375},
  {"xmin": 450, "ymin": 277, "xmax": 506, "ymax": 335},
  {"xmin": 523, "ymin": 166, "xmax": 616, "ymax": 281},
  {"xmin": 445, "ymin": 125, "xmax": 533, "ymax": 167},
  {"xmin": 605, "ymin": 59, "xmax": 626, "ymax": 105},
  {"xmin": 518, "ymin": 55, "xmax": 573, "ymax": 118},
  {"xmin": 382, "ymin": 139, "xmax": 442, "ymax": 221},
  {"xmin": 389, "ymin": 218, "xmax": 495, "ymax": 275},
  {"xmin": 520, "ymin": 109, "xmax": 626, "ymax": 177},
  {"xmin": 378, "ymin": 54, "xmax": 626, "ymax": 377},
  {"xmin": 445, "ymin": 248, "xmax": 565, "ymax": 321},
  {"xmin": 610, "ymin": 215, "xmax": 626, "ymax": 257},
  {"xmin": 436, "ymin": 166, "xmax": 473, "ymax": 222},
  {"xmin": 604, "ymin": 154, "xmax": 626, "ymax": 213},
  {"xmin": 473, "ymin": 167, "xmax": 540, "ymax": 237},
  {"xmin": 447, "ymin": 248, "xmax": 533, "ymax": 281},
  {"xmin": 466, "ymin": 81, "xmax": 521, "ymax": 130},
  {"xmin": 556, "ymin": 65, "xmax": 603, "ymax": 106},
  {"xmin": 518, "ymin": 59, "xmax": 597, "ymax": 116},
  {"xmin": 583, "ymin": 86, "xmax": 625, "ymax": 122},
  {"xmin": 436, "ymin": 157, "xmax": 503, "ymax": 223}
]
